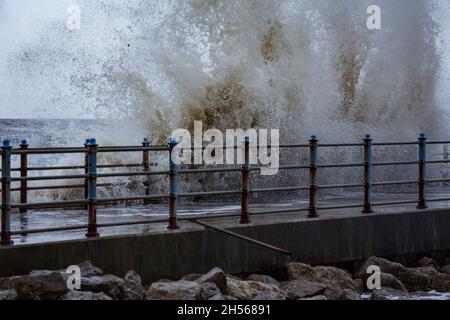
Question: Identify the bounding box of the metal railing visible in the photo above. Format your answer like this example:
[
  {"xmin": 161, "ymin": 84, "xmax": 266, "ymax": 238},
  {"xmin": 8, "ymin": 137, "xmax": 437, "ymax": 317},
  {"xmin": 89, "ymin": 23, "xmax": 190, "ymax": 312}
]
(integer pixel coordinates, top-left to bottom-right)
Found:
[{"xmin": 1, "ymin": 133, "xmax": 450, "ymax": 246}]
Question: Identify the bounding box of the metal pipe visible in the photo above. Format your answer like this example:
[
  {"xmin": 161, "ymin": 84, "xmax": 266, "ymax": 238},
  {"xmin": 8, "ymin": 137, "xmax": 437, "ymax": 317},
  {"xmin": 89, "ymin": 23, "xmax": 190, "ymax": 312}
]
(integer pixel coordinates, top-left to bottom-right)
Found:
[
  {"xmin": 11, "ymin": 200, "xmax": 88, "ymax": 209},
  {"xmin": 308, "ymin": 134, "xmax": 319, "ymax": 218},
  {"xmin": 240, "ymin": 135, "xmax": 251, "ymax": 224},
  {"xmin": 19, "ymin": 140, "xmax": 28, "ymax": 214},
  {"xmin": 178, "ymin": 167, "xmax": 242, "ymax": 174},
  {"xmin": 318, "ymin": 183, "xmax": 364, "ymax": 190},
  {"xmin": 11, "ymin": 174, "xmax": 86, "ymax": 182},
  {"xmin": 96, "ymin": 171, "xmax": 169, "ymax": 178},
  {"xmin": 362, "ymin": 134, "xmax": 373, "ymax": 214},
  {"xmin": 318, "ymin": 163, "xmax": 365, "ymax": 168},
  {"xmin": 372, "ymin": 180, "xmax": 417, "ymax": 186},
  {"xmin": 97, "ymin": 146, "xmax": 169, "ymax": 153},
  {"xmin": 86, "ymin": 138, "xmax": 99, "ymax": 238},
  {"xmin": 1, "ymin": 140, "xmax": 13, "ymax": 246},
  {"xmin": 417, "ymin": 133, "xmax": 427, "ymax": 209},
  {"xmin": 96, "ymin": 194, "xmax": 169, "ymax": 203},
  {"xmin": 11, "ymin": 148, "xmax": 86, "ymax": 155},
  {"xmin": 372, "ymin": 142, "xmax": 419, "ymax": 146},
  {"xmin": 178, "ymin": 190, "xmax": 242, "ymax": 197},
  {"xmin": 372, "ymin": 161, "xmax": 418, "ymax": 166},
  {"xmin": 167, "ymin": 137, "xmax": 179, "ymax": 230},
  {"xmin": 250, "ymin": 186, "xmax": 310, "ymax": 193},
  {"xmin": 191, "ymin": 219, "xmax": 291, "ymax": 256}
]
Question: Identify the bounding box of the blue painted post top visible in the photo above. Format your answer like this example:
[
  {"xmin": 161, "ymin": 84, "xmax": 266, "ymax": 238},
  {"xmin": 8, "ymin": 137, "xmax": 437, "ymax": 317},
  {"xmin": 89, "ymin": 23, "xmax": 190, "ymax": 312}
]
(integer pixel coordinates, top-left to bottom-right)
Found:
[
  {"xmin": 364, "ymin": 134, "xmax": 372, "ymax": 141},
  {"xmin": 418, "ymin": 133, "xmax": 427, "ymax": 141},
  {"xmin": 85, "ymin": 139, "xmax": 90, "ymax": 145},
  {"xmin": 168, "ymin": 137, "xmax": 178, "ymax": 146},
  {"xmin": 243, "ymin": 135, "xmax": 250, "ymax": 143},
  {"xmin": 20, "ymin": 139, "xmax": 28, "ymax": 146},
  {"xmin": 310, "ymin": 134, "xmax": 318, "ymax": 141},
  {"xmin": 2, "ymin": 140, "xmax": 10, "ymax": 149},
  {"xmin": 89, "ymin": 138, "xmax": 97, "ymax": 145},
  {"xmin": 143, "ymin": 138, "xmax": 149, "ymax": 145}
]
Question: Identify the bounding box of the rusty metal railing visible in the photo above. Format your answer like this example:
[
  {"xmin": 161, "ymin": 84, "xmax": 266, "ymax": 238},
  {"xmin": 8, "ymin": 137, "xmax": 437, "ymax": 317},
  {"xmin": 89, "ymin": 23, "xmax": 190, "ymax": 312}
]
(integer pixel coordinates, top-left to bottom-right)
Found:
[{"xmin": 1, "ymin": 133, "xmax": 450, "ymax": 246}]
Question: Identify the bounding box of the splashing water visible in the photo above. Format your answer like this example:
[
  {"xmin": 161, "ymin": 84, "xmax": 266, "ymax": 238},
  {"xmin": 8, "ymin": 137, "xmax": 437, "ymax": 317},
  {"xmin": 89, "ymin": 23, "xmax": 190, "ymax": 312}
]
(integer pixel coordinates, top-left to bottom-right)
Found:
[{"xmin": 0, "ymin": 0, "xmax": 449, "ymax": 200}]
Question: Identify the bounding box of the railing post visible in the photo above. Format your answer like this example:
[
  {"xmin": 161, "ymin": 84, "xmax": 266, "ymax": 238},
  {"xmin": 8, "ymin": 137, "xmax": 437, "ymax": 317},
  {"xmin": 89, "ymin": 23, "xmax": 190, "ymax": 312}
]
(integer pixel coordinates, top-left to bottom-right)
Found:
[
  {"xmin": 417, "ymin": 133, "xmax": 427, "ymax": 209},
  {"xmin": 19, "ymin": 139, "xmax": 28, "ymax": 214},
  {"xmin": 84, "ymin": 139, "xmax": 89, "ymax": 209},
  {"xmin": 362, "ymin": 134, "xmax": 373, "ymax": 214},
  {"xmin": 142, "ymin": 138, "xmax": 150, "ymax": 205},
  {"xmin": 1, "ymin": 140, "xmax": 13, "ymax": 246},
  {"xmin": 86, "ymin": 138, "xmax": 99, "ymax": 238},
  {"xmin": 240, "ymin": 135, "xmax": 251, "ymax": 224},
  {"xmin": 168, "ymin": 137, "xmax": 179, "ymax": 230},
  {"xmin": 308, "ymin": 134, "xmax": 319, "ymax": 218}
]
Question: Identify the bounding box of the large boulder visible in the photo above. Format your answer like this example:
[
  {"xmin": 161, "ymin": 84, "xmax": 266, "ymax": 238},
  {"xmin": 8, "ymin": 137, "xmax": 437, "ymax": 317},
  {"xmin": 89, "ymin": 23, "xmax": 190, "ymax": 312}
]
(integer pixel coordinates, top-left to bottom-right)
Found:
[
  {"xmin": 379, "ymin": 273, "xmax": 407, "ymax": 292},
  {"xmin": 285, "ymin": 262, "xmax": 361, "ymax": 300},
  {"xmin": 247, "ymin": 274, "xmax": 280, "ymax": 287},
  {"xmin": 338, "ymin": 289, "xmax": 362, "ymax": 300},
  {"xmin": 78, "ymin": 261, "xmax": 103, "ymax": 277},
  {"xmin": 59, "ymin": 290, "xmax": 112, "ymax": 300},
  {"xmin": 119, "ymin": 270, "xmax": 145, "ymax": 300},
  {"xmin": 196, "ymin": 267, "xmax": 227, "ymax": 294},
  {"xmin": 145, "ymin": 281, "xmax": 203, "ymax": 300},
  {"xmin": 417, "ymin": 257, "xmax": 439, "ymax": 269},
  {"xmin": 81, "ymin": 274, "xmax": 124, "ymax": 298},
  {"xmin": 356, "ymin": 257, "xmax": 431, "ymax": 292},
  {"xmin": 181, "ymin": 274, "xmax": 202, "ymax": 281},
  {"xmin": 441, "ymin": 266, "xmax": 450, "ymax": 275},
  {"xmin": 225, "ymin": 277, "xmax": 285, "ymax": 300},
  {"xmin": 280, "ymin": 280, "xmax": 326, "ymax": 300},
  {"xmin": 415, "ymin": 267, "xmax": 450, "ymax": 292},
  {"xmin": 0, "ymin": 270, "xmax": 69, "ymax": 300},
  {"xmin": 0, "ymin": 289, "xmax": 18, "ymax": 300}
]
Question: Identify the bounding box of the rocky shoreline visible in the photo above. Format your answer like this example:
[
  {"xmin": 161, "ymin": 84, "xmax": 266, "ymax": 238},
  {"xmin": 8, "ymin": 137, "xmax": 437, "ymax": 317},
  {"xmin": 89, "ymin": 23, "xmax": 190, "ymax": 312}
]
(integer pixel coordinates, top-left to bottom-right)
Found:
[{"xmin": 1, "ymin": 256, "xmax": 449, "ymax": 300}]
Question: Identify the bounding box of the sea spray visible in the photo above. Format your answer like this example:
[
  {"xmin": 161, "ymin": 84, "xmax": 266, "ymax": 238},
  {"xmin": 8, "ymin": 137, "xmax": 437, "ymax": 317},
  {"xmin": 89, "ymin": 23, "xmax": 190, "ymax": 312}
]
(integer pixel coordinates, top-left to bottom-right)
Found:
[{"xmin": 0, "ymin": 0, "xmax": 447, "ymax": 201}]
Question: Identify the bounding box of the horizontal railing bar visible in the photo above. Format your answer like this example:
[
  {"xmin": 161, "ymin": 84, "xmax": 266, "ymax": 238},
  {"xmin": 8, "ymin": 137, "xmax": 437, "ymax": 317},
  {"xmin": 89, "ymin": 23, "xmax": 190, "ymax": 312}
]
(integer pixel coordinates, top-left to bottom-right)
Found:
[
  {"xmin": 318, "ymin": 163, "xmax": 364, "ymax": 168},
  {"xmin": 371, "ymin": 200, "xmax": 418, "ymax": 206},
  {"xmin": 426, "ymin": 197, "xmax": 450, "ymax": 202},
  {"xmin": 178, "ymin": 168, "xmax": 242, "ymax": 174},
  {"xmin": 11, "ymin": 148, "xmax": 86, "ymax": 155},
  {"xmin": 427, "ymin": 141, "xmax": 450, "ymax": 145},
  {"xmin": 275, "ymin": 165, "xmax": 310, "ymax": 170},
  {"xmin": 427, "ymin": 160, "xmax": 450, "ymax": 164},
  {"xmin": 3, "ymin": 183, "xmax": 113, "ymax": 192},
  {"xmin": 11, "ymin": 174, "xmax": 86, "ymax": 182},
  {"xmin": 178, "ymin": 190, "xmax": 242, "ymax": 197},
  {"xmin": 11, "ymin": 200, "xmax": 88, "ymax": 209},
  {"xmin": 372, "ymin": 161, "xmax": 418, "ymax": 166},
  {"xmin": 319, "ymin": 183, "xmax": 364, "ymax": 190},
  {"xmin": 251, "ymin": 207, "xmax": 310, "ymax": 215},
  {"xmin": 372, "ymin": 180, "xmax": 417, "ymax": 186},
  {"xmin": 98, "ymin": 146, "xmax": 169, "ymax": 152},
  {"xmin": 251, "ymin": 186, "xmax": 310, "ymax": 193},
  {"xmin": 5, "ymin": 163, "xmax": 144, "ymax": 172},
  {"xmin": 317, "ymin": 204, "xmax": 363, "ymax": 210},
  {"xmin": 97, "ymin": 171, "xmax": 169, "ymax": 178},
  {"xmin": 10, "ymin": 224, "xmax": 90, "ymax": 235},
  {"xmin": 426, "ymin": 178, "xmax": 450, "ymax": 183},
  {"xmin": 96, "ymin": 195, "xmax": 169, "ymax": 203},
  {"xmin": 372, "ymin": 142, "xmax": 418, "ymax": 146},
  {"xmin": 318, "ymin": 143, "xmax": 363, "ymax": 147}
]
